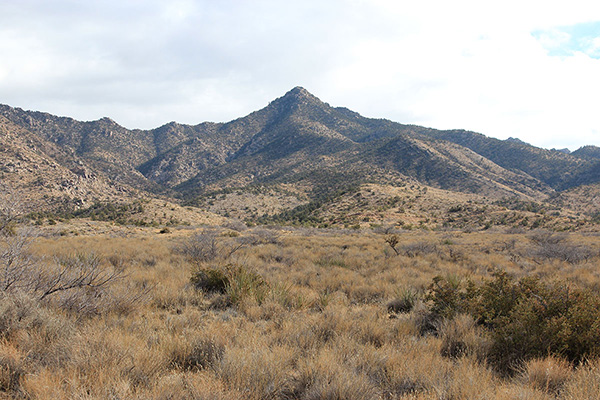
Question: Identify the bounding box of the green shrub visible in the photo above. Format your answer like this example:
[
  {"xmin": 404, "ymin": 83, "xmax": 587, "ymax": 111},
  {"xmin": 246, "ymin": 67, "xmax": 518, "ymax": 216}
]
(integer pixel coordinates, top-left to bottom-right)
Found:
[
  {"xmin": 190, "ymin": 268, "xmax": 229, "ymax": 293},
  {"xmin": 425, "ymin": 274, "xmax": 476, "ymax": 320},
  {"xmin": 387, "ymin": 288, "xmax": 419, "ymax": 314},
  {"xmin": 226, "ymin": 265, "xmax": 269, "ymax": 306},
  {"xmin": 190, "ymin": 264, "xmax": 269, "ymax": 306},
  {"xmin": 424, "ymin": 271, "xmax": 600, "ymax": 374}
]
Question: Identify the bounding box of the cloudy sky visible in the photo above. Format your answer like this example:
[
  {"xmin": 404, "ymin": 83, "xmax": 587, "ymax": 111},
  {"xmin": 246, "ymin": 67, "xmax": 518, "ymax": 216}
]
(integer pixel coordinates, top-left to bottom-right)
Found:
[{"xmin": 1, "ymin": 0, "xmax": 599, "ymax": 150}]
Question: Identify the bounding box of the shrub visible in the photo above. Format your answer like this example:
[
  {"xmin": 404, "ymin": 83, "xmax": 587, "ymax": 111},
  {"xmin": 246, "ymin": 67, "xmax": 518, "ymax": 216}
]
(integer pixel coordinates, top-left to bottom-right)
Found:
[
  {"xmin": 387, "ymin": 288, "xmax": 419, "ymax": 314},
  {"xmin": 424, "ymin": 271, "xmax": 600, "ymax": 373},
  {"xmin": 190, "ymin": 267, "xmax": 230, "ymax": 293},
  {"xmin": 191, "ymin": 264, "xmax": 269, "ymax": 307},
  {"xmin": 175, "ymin": 230, "xmax": 245, "ymax": 268},
  {"xmin": 528, "ymin": 231, "xmax": 594, "ymax": 264},
  {"xmin": 402, "ymin": 241, "xmax": 439, "ymax": 258},
  {"xmin": 424, "ymin": 274, "xmax": 475, "ymax": 320},
  {"xmin": 226, "ymin": 265, "xmax": 269, "ymax": 306}
]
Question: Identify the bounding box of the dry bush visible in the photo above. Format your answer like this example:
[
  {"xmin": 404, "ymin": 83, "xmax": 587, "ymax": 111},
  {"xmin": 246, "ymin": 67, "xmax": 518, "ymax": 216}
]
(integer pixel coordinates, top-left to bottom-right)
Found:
[
  {"xmin": 245, "ymin": 228, "xmax": 281, "ymax": 245},
  {"xmin": 223, "ymin": 218, "xmax": 247, "ymax": 232},
  {"xmin": 0, "ymin": 343, "xmax": 25, "ymax": 396},
  {"xmin": 402, "ymin": 241, "xmax": 439, "ymax": 258},
  {"xmin": 520, "ymin": 356, "xmax": 573, "ymax": 394},
  {"xmin": 528, "ymin": 231, "xmax": 567, "ymax": 246},
  {"xmin": 0, "ymin": 290, "xmax": 74, "ymax": 370},
  {"xmin": 0, "ymin": 228, "xmax": 37, "ymax": 292},
  {"xmin": 175, "ymin": 229, "xmax": 247, "ymax": 268},
  {"xmin": 410, "ymin": 301, "xmax": 440, "ymax": 336},
  {"xmin": 0, "ymin": 186, "xmax": 22, "ymax": 236},
  {"xmin": 0, "ymin": 291, "xmax": 64, "ymax": 340},
  {"xmin": 1, "ymin": 229, "xmax": 141, "ymax": 317},
  {"xmin": 562, "ymin": 358, "xmax": 600, "ymax": 399},
  {"xmin": 439, "ymin": 313, "xmax": 491, "ymax": 361},
  {"xmin": 527, "ymin": 231, "xmax": 595, "ymax": 264},
  {"xmin": 170, "ymin": 337, "xmax": 225, "ymax": 372},
  {"xmin": 535, "ymin": 241, "xmax": 594, "ymax": 264}
]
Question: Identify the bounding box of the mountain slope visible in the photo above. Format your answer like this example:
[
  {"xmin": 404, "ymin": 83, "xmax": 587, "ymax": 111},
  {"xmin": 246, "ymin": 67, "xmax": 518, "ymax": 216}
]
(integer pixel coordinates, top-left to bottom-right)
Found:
[
  {"xmin": 1, "ymin": 87, "xmax": 598, "ymax": 217},
  {"xmin": 0, "ymin": 115, "xmax": 135, "ymax": 209},
  {"xmin": 422, "ymin": 129, "xmax": 599, "ymax": 189}
]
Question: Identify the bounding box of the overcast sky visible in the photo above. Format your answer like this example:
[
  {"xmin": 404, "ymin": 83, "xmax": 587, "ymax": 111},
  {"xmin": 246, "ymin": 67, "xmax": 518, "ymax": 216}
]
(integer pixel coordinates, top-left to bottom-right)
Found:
[{"xmin": 1, "ymin": 1, "xmax": 599, "ymax": 150}]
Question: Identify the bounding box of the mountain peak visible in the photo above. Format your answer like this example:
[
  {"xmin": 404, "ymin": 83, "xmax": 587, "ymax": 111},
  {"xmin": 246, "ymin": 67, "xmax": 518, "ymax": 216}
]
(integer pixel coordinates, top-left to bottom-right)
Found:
[
  {"xmin": 281, "ymin": 86, "xmax": 320, "ymax": 102},
  {"xmin": 287, "ymin": 86, "xmax": 311, "ymax": 95},
  {"xmin": 267, "ymin": 86, "xmax": 327, "ymax": 115}
]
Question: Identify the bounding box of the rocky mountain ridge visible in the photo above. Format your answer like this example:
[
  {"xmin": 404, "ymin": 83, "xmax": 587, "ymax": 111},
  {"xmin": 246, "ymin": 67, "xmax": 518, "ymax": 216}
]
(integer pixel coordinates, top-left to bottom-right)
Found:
[{"xmin": 2, "ymin": 87, "xmax": 599, "ymax": 228}]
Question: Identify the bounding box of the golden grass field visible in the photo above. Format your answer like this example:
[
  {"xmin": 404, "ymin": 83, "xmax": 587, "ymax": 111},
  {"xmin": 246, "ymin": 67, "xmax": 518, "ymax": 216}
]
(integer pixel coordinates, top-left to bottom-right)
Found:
[{"xmin": 1, "ymin": 223, "xmax": 600, "ymax": 399}]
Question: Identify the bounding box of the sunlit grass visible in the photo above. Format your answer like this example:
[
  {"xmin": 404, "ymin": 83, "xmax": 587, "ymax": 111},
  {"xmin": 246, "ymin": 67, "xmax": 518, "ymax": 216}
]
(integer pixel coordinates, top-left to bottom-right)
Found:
[{"xmin": 0, "ymin": 226, "xmax": 598, "ymax": 398}]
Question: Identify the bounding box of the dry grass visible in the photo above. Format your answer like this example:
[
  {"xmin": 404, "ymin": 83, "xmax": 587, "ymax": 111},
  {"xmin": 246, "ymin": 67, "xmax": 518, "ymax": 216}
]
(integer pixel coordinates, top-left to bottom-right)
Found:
[
  {"xmin": 0, "ymin": 226, "xmax": 597, "ymax": 398},
  {"xmin": 521, "ymin": 356, "xmax": 573, "ymax": 394}
]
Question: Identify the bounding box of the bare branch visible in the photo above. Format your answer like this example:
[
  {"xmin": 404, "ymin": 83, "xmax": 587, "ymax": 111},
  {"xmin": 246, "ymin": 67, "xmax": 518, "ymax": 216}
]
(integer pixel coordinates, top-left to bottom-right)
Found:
[
  {"xmin": 0, "ymin": 185, "xmax": 23, "ymax": 236},
  {"xmin": 37, "ymin": 253, "xmax": 123, "ymax": 301}
]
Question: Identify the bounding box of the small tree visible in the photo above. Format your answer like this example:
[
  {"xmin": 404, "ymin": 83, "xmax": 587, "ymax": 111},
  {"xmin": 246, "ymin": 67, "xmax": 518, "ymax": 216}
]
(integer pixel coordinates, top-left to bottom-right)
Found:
[{"xmin": 385, "ymin": 234, "xmax": 400, "ymax": 256}]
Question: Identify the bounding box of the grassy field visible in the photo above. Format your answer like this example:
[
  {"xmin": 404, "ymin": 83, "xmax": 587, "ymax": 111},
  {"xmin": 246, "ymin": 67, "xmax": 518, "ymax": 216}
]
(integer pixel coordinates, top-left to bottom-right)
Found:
[{"xmin": 1, "ymin": 223, "xmax": 600, "ymax": 399}]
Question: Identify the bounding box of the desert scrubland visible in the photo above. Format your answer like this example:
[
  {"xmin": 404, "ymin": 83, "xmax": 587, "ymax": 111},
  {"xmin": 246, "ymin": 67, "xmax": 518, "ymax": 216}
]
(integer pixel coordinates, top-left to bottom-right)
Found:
[{"xmin": 2, "ymin": 221, "xmax": 600, "ymax": 400}]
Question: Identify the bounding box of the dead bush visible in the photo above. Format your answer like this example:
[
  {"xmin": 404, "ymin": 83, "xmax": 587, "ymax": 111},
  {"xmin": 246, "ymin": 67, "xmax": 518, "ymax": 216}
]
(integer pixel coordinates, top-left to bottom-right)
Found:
[
  {"xmin": 534, "ymin": 242, "xmax": 594, "ymax": 264},
  {"xmin": 175, "ymin": 230, "xmax": 245, "ymax": 267},
  {"xmin": 528, "ymin": 231, "xmax": 566, "ymax": 246},
  {"xmin": 244, "ymin": 228, "xmax": 281, "ymax": 245},
  {"xmin": 520, "ymin": 356, "xmax": 573, "ymax": 394},
  {"xmin": 0, "ymin": 228, "xmax": 37, "ymax": 292},
  {"xmin": 402, "ymin": 241, "xmax": 439, "ymax": 258},
  {"xmin": 526, "ymin": 231, "xmax": 594, "ymax": 263}
]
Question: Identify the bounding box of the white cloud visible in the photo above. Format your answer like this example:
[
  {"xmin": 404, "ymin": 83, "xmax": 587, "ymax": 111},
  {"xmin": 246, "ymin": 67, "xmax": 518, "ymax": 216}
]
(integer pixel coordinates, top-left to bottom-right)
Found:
[{"xmin": 0, "ymin": 0, "xmax": 599, "ymax": 149}]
